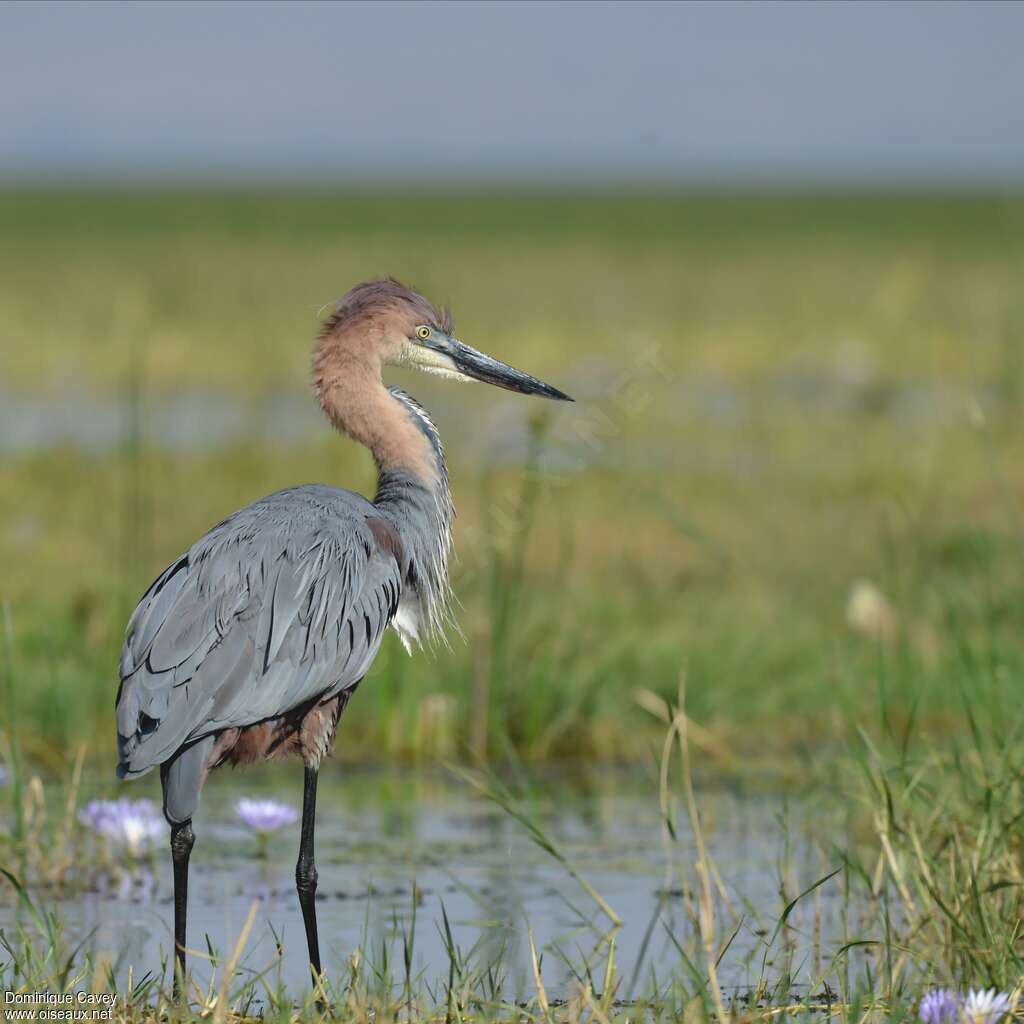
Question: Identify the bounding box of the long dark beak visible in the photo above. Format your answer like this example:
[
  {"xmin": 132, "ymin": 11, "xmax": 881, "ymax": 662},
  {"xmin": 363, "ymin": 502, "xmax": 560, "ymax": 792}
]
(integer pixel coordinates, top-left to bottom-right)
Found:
[{"xmin": 449, "ymin": 338, "xmax": 573, "ymax": 401}]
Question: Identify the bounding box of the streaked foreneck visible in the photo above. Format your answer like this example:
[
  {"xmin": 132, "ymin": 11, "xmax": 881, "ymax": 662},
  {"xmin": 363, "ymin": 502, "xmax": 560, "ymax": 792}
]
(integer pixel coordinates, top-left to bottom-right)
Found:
[
  {"xmin": 372, "ymin": 395, "xmax": 456, "ymax": 646},
  {"xmin": 314, "ymin": 348, "xmax": 455, "ymax": 643}
]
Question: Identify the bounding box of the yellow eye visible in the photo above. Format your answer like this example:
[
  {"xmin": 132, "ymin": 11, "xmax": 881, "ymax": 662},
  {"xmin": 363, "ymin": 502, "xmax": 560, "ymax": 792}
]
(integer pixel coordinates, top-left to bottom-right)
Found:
[{"xmin": 416, "ymin": 326, "xmax": 431, "ymax": 340}]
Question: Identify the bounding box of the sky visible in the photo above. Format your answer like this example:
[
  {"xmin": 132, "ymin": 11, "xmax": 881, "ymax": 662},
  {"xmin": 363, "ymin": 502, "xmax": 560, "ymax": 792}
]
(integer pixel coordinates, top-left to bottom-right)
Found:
[{"xmin": 2, "ymin": 0, "xmax": 1023, "ymax": 183}]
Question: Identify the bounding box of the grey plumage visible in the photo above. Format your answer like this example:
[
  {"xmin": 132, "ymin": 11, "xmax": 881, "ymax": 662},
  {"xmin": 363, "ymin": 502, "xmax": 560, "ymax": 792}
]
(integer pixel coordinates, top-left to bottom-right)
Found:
[
  {"xmin": 378, "ymin": 388, "xmax": 456, "ymax": 645},
  {"xmin": 116, "ymin": 469, "xmax": 435, "ymax": 820},
  {"xmin": 115, "ymin": 278, "xmax": 571, "ymax": 989}
]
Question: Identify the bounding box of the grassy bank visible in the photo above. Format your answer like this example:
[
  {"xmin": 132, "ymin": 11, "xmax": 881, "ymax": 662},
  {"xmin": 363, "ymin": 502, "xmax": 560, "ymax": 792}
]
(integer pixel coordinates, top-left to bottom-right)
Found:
[
  {"xmin": 4, "ymin": 689, "xmax": 1024, "ymax": 1021},
  {"xmin": 2, "ymin": 188, "xmax": 1024, "ymax": 772}
]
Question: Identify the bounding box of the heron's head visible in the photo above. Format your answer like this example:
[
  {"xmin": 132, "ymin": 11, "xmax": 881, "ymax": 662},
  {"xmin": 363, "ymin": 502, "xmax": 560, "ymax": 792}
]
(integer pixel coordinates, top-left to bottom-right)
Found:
[{"xmin": 316, "ymin": 278, "xmax": 572, "ymax": 402}]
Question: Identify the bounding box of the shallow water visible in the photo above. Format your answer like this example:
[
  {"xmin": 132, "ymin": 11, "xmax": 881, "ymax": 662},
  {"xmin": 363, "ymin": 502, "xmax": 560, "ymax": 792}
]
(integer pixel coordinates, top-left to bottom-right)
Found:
[
  {"xmin": 0, "ymin": 362, "xmax": 971, "ymax": 459},
  {"xmin": 8, "ymin": 768, "xmax": 863, "ymax": 1002}
]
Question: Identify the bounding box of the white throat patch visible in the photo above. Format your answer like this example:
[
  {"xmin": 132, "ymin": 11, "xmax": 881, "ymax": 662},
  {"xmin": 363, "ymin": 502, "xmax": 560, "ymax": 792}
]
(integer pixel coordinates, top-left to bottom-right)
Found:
[{"xmin": 394, "ymin": 341, "xmax": 475, "ymax": 383}]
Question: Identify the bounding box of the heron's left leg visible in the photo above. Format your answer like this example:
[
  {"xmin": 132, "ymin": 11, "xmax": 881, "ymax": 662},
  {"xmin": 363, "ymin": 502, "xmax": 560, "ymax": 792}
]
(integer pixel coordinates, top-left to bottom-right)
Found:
[
  {"xmin": 170, "ymin": 819, "xmax": 195, "ymax": 997},
  {"xmin": 296, "ymin": 763, "xmax": 322, "ymax": 982}
]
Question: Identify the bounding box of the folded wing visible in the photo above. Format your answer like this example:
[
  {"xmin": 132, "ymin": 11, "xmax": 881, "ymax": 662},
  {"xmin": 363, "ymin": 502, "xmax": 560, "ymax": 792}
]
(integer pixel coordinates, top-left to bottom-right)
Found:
[{"xmin": 116, "ymin": 485, "xmax": 403, "ymax": 778}]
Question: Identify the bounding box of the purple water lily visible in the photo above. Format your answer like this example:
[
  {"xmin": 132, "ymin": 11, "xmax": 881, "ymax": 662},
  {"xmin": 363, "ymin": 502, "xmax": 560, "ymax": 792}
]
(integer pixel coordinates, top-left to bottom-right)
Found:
[
  {"xmin": 78, "ymin": 797, "xmax": 164, "ymax": 856},
  {"xmin": 919, "ymin": 989, "xmax": 960, "ymax": 1024},
  {"xmin": 964, "ymin": 988, "xmax": 1015, "ymax": 1024},
  {"xmin": 235, "ymin": 797, "xmax": 298, "ymax": 834},
  {"xmin": 919, "ymin": 987, "xmax": 1015, "ymax": 1024}
]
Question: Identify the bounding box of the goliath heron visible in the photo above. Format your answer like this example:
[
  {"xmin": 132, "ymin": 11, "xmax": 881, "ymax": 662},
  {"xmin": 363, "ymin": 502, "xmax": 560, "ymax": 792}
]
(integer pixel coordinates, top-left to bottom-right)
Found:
[{"xmin": 115, "ymin": 279, "xmax": 571, "ymax": 989}]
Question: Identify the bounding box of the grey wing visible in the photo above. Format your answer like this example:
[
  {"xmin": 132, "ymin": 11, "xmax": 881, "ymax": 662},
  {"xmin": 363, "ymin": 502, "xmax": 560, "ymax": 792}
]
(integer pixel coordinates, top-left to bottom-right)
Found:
[{"xmin": 115, "ymin": 486, "xmax": 403, "ymax": 778}]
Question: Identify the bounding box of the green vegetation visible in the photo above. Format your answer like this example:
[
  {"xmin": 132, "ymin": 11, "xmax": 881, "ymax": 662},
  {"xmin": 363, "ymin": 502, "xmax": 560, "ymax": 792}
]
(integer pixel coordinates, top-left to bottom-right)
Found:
[
  {"xmin": 3, "ymin": 187, "xmax": 1024, "ymax": 773},
  {"xmin": 4, "ymin": 691, "xmax": 1024, "ymax": 1021}
]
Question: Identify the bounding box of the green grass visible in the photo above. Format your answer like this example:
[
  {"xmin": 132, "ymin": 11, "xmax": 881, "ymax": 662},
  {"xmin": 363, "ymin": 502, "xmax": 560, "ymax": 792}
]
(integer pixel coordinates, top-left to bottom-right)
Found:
[
  {"xmin": 3, "ymin": 186, "xmax": 1024, "ymax": 772},
  {"xmin": 4, "ymin": 689, "xmax": 1024, "ymax": 1021}
]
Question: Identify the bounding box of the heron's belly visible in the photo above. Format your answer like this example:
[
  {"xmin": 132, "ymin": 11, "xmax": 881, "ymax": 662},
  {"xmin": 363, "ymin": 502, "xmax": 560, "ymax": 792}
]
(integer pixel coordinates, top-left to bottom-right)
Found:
[{"xmin": 209, "ymin": 688, "xmax": 355, "ymax": 772}]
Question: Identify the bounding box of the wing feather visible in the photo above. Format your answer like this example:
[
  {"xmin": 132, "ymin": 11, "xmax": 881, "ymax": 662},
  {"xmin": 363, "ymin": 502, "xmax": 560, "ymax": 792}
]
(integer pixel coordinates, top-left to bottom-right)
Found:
[{"xmin": 116, "ymin": 486, "xmax": 404, "ymax": 779}]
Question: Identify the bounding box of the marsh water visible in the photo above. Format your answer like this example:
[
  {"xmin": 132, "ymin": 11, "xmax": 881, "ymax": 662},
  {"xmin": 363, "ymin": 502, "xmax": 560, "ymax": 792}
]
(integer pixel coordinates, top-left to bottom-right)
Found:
[{"xmin": 5, "ymin": 768, "xmax": 867, "ymax": 1003}]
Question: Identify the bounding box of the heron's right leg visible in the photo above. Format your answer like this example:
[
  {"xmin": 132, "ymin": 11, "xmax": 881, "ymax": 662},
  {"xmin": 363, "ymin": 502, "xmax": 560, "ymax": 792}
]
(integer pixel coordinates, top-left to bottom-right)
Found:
[
  {"xmin": 170, "ymin": 819, "xmax": 195, "ymax": 997},
  {"xmin": 296, "ymin": 763, "xmax": 322, "ymax": 983}
]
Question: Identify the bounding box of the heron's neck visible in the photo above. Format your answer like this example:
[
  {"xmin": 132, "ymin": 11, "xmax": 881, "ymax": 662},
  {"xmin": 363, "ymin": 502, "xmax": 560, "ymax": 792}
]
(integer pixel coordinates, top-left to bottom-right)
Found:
[
  {"xmin": 316, "ymin": 364, "xmax": 455, "ymax": 643},
  {"xmin": 370, "ymin": 388, "xmax": 454, "ymax": 609},
  {"xmin": 316, "ymin": 362, "xmax": 441, "ymax": 485}
]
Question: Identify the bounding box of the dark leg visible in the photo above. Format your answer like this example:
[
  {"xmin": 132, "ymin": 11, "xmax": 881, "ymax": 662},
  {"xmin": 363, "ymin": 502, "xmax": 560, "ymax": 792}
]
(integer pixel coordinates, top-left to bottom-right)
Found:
[
  {"xmin": 170, "ymin": 819, "xmax": 195, "ymax": 997},
  {"xmin": 296, "ymin": 763, "xmax": 322, "ymax": 982}
]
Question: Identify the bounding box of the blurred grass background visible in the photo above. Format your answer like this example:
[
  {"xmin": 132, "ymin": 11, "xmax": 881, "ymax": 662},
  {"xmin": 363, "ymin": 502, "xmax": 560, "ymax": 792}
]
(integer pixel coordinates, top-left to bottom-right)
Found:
[{"xmin": 3, "ymin": 187, "xmax": 1024, "ymax": 774}]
